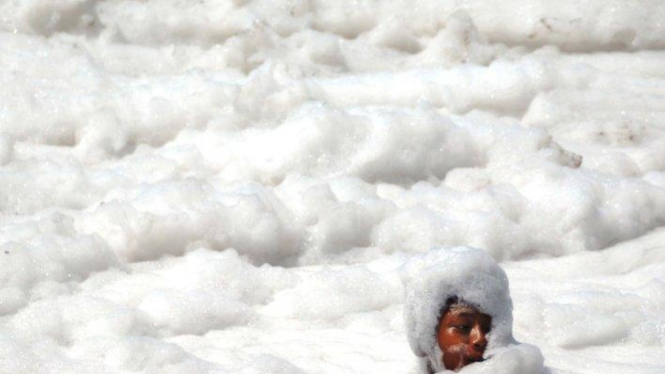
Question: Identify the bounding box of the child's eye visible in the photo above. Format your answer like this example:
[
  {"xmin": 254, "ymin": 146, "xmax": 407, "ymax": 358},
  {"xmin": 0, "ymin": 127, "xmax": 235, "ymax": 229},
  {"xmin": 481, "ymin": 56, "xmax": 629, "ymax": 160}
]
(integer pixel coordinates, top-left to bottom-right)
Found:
[{"xmin": 455, "ymin": 325, "xmax": 471, "ymax": 332}]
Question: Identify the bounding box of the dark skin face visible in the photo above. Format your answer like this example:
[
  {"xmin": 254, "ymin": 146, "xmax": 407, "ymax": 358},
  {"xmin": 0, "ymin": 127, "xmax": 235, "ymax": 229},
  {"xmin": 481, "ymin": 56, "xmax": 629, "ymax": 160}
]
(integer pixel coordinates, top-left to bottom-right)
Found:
[{"xmin": 437, "ymin": 303, "xmax": 492, "ymax": 371}]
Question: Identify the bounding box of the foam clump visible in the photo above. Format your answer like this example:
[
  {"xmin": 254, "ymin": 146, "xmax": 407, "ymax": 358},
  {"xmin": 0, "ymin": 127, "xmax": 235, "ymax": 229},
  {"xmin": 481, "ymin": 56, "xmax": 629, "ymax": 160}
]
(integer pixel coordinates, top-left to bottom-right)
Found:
[
  {"xmin": 403, "ymin": 247, "xmax": 544, "ymax": 373},
  {"xmin": 460, "ymin": 344, "xmax": 545, "ymax": 374},
  {"xmin": 238, "ymin": 354, "xmax": 306, "ymax": 374},
  {"xmin": 138, "ymin": 290, "xmax": 253, "ymax": 336},
  {"xmin": 16, "ymin": 0, "xmax": 97, "ymax": 36},
  {"xmin": 265, "ymin": 266, "xmax": 401, "ymax": 320},
  {"xmin": 76, "ymin": 180, "xmax": 303, "ymax": 265},
  {"xmin": 0, "ymin": 212, "xmax": 117, "ymax": 315},
  {"xmin": 68, "ymin": 336, "xmax": 218, "ymax": 373}
]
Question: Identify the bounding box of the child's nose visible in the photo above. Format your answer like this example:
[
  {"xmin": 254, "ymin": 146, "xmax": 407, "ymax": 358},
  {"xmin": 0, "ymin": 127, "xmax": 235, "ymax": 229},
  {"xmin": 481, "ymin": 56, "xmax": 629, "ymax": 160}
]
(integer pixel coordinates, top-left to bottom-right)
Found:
[{"xmin": 470, "ymin": 327, "xmax": 487, "ymax": 351}]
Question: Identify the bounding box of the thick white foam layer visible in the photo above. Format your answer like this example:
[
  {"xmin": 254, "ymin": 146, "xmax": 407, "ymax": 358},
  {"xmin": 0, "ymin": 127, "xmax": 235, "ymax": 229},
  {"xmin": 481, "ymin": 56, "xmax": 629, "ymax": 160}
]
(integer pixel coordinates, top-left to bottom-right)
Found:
[{"xmin": 0, "ymin": 1, "xmax": 664, "ymax": 373}]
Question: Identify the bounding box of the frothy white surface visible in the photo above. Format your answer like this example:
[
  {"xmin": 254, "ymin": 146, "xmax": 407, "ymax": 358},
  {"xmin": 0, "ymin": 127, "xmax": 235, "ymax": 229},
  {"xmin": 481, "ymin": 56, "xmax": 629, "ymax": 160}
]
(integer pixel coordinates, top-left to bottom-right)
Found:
[{"xmin": 0, "ymin": 1, "xmax": 664, "ymax": 373}]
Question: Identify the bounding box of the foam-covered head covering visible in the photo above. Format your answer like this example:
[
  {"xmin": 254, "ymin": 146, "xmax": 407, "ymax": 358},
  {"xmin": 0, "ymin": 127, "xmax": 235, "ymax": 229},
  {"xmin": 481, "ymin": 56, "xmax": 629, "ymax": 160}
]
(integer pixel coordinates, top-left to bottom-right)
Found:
[{"xmin": 402, "ymin": 247, "xmax": 515, "ymax": 372}]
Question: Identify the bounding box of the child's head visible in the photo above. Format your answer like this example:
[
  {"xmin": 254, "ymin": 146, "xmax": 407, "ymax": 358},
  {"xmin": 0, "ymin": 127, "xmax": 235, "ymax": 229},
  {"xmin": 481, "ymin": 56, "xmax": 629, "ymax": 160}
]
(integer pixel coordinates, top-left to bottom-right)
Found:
[
  {"xmin": 403, "ymin": 247, "xmax": 514, "ymax": 373},
  {"xmin": 436, "ymin": 296, "xmax": 491, "ymax": 371}
]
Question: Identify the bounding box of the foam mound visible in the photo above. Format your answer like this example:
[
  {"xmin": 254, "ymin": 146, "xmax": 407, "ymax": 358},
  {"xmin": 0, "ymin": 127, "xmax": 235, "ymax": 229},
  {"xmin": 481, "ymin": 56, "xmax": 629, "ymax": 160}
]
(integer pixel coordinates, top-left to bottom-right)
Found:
[{"xmin": 0, "ymin": 0, "xmax": 664, "ymax": 373}]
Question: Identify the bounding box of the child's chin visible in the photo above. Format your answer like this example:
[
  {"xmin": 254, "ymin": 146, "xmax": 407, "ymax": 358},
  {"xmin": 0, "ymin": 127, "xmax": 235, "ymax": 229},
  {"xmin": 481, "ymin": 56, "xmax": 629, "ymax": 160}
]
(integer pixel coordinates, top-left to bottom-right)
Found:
[{"xmin": 465, "ymin": 356, "xmax": 485, "ymax": 364}]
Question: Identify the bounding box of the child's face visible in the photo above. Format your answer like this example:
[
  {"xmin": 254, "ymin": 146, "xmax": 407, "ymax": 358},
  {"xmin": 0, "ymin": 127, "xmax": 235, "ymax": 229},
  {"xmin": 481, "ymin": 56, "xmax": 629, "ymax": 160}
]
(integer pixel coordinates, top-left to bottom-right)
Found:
[{"xmin": 437, "ymin": 303, "xmax": 492, "ymax": 371}]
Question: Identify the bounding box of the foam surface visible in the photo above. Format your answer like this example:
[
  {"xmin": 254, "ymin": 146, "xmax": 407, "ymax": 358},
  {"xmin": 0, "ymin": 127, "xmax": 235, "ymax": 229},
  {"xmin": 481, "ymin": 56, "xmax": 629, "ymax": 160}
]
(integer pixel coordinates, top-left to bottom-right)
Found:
[{"xmin": 0, "ymin": 1, "xmax": 664, "ymax": 373}]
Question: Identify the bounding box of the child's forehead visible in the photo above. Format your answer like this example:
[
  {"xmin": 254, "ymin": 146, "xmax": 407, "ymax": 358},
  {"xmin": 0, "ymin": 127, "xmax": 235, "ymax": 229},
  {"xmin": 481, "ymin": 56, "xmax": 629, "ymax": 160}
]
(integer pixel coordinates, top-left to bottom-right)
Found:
[
  {"xmin": 447, "ymin": 304, "xmax": 478, "ymax": 316},
  {"xmin": 448, "ymin": 300, "xmax": 477, "ymax": 311},
  {"xmin": 446, "ymin": 303, "xmax": 492, "ymax": 321}
]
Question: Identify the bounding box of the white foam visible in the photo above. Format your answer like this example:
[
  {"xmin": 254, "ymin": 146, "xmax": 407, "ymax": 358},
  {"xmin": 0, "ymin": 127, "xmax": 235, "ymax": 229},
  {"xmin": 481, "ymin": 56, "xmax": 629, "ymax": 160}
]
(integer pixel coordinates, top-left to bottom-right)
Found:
[{"xmin": 0, "ymin": 1, "xmax": 663, "ymax": 373}]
